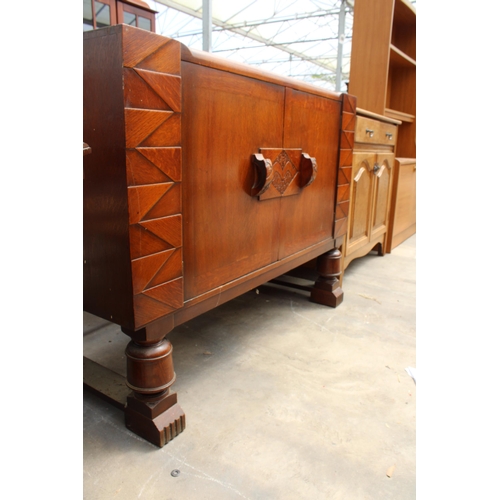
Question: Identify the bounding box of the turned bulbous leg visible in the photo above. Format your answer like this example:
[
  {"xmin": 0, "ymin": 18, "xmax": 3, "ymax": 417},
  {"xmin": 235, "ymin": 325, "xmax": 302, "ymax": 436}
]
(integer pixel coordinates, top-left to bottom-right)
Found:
[{"xmin": 122, "ymin": 335, "xmax": 185, "ymax": 447}]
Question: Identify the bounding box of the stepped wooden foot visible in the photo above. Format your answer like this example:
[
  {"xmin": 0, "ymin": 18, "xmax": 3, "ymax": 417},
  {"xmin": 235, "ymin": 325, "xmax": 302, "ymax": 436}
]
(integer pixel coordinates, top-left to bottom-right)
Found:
[
  {"xmin": 310, "ymin": 248, "xmax": 344, "ymax": 307},
  {"xmin": 122, "ymin": 323, "xmax": 185, "ymax": 447}
]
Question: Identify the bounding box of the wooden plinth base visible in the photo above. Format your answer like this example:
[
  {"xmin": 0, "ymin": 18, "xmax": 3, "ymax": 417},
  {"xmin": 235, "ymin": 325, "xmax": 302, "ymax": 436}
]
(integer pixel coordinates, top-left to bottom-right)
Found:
[
  {"xmin": 125, "ymin": 392, "xmax": 185, "ymax": 447},
  {"xmin": 310, "ymin": 282, "xmax": 344, "ymax": 307}
]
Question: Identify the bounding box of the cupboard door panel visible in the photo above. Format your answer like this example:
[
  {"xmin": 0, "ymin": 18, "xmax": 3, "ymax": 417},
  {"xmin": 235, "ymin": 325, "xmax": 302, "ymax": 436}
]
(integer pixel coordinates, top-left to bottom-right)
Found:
[
  {"xmin": 347, "ymin": 152, "xmax": 374, "ymax": 254},
  {"xmin": 182, "ymin": 62, "xmax": 284, "ymax": 300},
  {"xmin": 371, "ymin": 152, "xmax": 393, "ymax": 238},
  {"xmin": 280, "ymin": 88, "xmax": 341, "ymax": 259}
]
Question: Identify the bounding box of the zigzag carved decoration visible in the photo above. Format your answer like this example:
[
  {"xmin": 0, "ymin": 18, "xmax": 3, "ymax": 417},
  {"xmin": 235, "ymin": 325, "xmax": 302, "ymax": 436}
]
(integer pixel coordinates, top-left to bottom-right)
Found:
[
  {"xmin": 132, "ymin": 248, "xmax": 176, "ymax": 294},
  {"xmin": 122, "ymin": 26, "xmax": 177, "ymax": 70},
  {"xmin": 139, "ymin": 114, "xmax": 181, "ymax": 147},
  {"xmin": 135, "ymin": 39, "xmax": 181, "ymax": 75},
  {"xmin": 337, "ymin": 184, "xmax": 350, "ymax": 203},
  {"xmin": 342, "ymin": 112, "xmax": 356, "ymax": 132},
  {"xmin": 142, "ymin": 277, "xmax": 183, "ymax": 309},
  {"xmin": 128, "ymin": 183, "xmax": 180, "ymax": 223},
  {"xmin": 139, "ymin": 215, "xmax": 182, "ymax": 250},
  {"xmin": 137, "ymin": 148, "xmax": 182, "ymax": 182},
  {"xmin": 124, "ymin": 68, "xmax": 169, "ymax": 110},
  {"xmin": 133, "ymin": 292, "xmax": 179, "ymax": 328},
  {"xmin": 121, "ymin": 26, "xmax": 184, "ymax": 328},
  {"xmin": 129, "ymin": 224, "xmax": 175, "ymax": 260},
  {"xmin": 334, "ymin": 93, "xmax": 356, "ymax": 242},
  {"xmin": 135, "ymin": 69, "xmax": 181, "ymax": 112},
  {"xmin": 125, "ymin": 109, "xmax": 173, "ymax": 148},
  {"xmin": 131, "ymin": 248, "xmax": 182, "ymax": 294},
  {"xmin": 340, "ymin": 130, "xmax": 354, "ymax": 150},
  {"xmin": 337, "ymin": 167, "xmax": 352, "ymax": 186}
]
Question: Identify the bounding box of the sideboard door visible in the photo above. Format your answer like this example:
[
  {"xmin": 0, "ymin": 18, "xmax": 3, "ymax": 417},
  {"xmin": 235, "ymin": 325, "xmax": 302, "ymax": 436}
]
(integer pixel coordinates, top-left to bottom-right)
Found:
[
  {"xmin": 279, "ymin": 88, "xmax": 341, "ymax": 259},
  {"xmin": 181, "ymin": 62, "xmax": 286, "ymax": 300}
]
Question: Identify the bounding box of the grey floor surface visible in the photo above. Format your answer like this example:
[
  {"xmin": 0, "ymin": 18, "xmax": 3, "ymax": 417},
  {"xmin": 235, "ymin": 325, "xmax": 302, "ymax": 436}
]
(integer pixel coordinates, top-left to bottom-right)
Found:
[{"xmin": 83, "ymin": 235, "xmax": 416, "ymax": 500}]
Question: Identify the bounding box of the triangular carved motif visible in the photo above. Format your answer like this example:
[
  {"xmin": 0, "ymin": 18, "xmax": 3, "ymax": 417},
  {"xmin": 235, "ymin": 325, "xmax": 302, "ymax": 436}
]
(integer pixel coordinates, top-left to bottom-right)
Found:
[
  {"xmin": 126, "ymin": 150, "xmax": 171, "ymax": 186},
  {"xmin": 342, "ymin": 112, "xmax": 356, "ymax": 132},
  {"xmin": 122, "ymin": 26, "xmax": 172, "ymax": 68},
  {"xmin": 139, "ymin": 215, "xmax": 182, "ymax": 249},
  {"xmin": 143, "ymin": 183, "xmax": 181, "ymax": 221},
  {"xmin": 139, "ymin": 114, "xmax": 181, "ymax": 147},
  {"xmin": 137, "ymin": 147, "xmax": 182, "ymax": 182},
  {"xmin": 129, "ymin": 224, "xmax": 174, "ymax": 260},
  {"xmin": 128, "ymin": 183, "xmax": 174, "ymax": 224},
  {"xmin": 133, "ymin": 294, "xmax": 176, "ymax": 328},
  {"xmin": 135, "ymin": 69, "xmax": 181, "ymax": 112},
  {"xmin": 148, "ymin": 248, "xmax": 182, "ymax": 289},
  {"xmin": 132, "ymin": 248, "xmax": 176, "ymax": 294},
  {"xmin": 142, "ymin": 277, "xmax": 183, "ymax": 309},
  {"xmin": 135, "ymin": 39, "xmax": 181, "ymax": 75},
  {"xmin": 125, "ymin": 108, "xmax": 173, "ymax": 148},
  {"xmin": 123, "ymin": 68, "xmax": 169, "ymax": 110}
]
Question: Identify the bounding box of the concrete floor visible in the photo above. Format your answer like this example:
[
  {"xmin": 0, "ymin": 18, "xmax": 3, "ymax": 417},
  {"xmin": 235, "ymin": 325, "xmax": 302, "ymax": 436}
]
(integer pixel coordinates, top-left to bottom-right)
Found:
[{"xmin": 83, "ymin": 234, "xmax": 416, "ymax": 500}]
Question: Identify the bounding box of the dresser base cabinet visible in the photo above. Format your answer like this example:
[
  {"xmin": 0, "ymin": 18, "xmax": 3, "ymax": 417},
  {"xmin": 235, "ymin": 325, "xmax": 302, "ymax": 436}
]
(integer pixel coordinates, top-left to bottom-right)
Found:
[
  {"xmin": 83, "ymin": 25, "xmax": 354, "ymax": 447},
  {"xmin": 387, "ymin": 158, "xmax": 416, "ymax": 251},
  {"xmin": 343, "ymin": 110, "xmax": 400, "ymax": 271}
]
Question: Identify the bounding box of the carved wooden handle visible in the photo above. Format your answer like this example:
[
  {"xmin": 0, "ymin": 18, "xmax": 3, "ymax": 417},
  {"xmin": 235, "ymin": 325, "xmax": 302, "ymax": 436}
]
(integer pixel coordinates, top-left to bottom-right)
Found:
[
  {"xmin": 251, "ymin": 153, "xmax": 274, "ymax": 197},
  {"xmin": 300, "ymin": 153, "xmax": 317, "ymax": 188},
  {"xmin": 251, "ymin": 149, "xmax": 317, "ymax": 200}
]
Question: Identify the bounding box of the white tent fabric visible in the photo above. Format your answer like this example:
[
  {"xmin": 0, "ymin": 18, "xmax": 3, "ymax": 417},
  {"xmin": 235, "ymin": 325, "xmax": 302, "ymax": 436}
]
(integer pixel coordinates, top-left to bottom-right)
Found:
[{"xmin": 144, "ymin": 0, "xmax": 356, "ymax": 91}]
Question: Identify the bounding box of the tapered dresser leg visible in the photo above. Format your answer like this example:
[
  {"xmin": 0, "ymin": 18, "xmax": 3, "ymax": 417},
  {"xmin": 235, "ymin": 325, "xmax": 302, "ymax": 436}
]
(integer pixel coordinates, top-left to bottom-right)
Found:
[
  {"xmin": 123, "ymin": 337, "xmax": 185, "ymax": 447},
  {"xmin": 310, "ymin": 248, "xmax": 344, "ymax": 307}
]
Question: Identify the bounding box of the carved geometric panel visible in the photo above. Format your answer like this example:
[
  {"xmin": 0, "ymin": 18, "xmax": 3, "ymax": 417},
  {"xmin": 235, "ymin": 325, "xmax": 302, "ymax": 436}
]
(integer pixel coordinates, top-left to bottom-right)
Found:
[
  {"xmin": 128, "ymin": 183, "xmax": 181, "ymax": 223},
  {"xmin": 122, "ymin": 28, "xmax": 174, "ymax": 69},
  {"xmin": 339, "ymin": 149, "xmax": 353, "ymax": 168},
  {"xmin": 257, "ymin": 148, "xmax": 302, "ymax": 200},
  {"xmin": 124, "ymin": 68, "xmax": 170, "ymax": 111},
  {"xmin": 340, "ymin": 130, "xmax": 354, "ymax": 150},
  {"xmin": 134, "ymin": 70, "xmax": 181, "ymax": 112},
  {"xmin": 121, "ymin": 26, "xmax": 185, "ymax": 328},
  {"xmin": 342, "ymin": 112, "xmax": 356, "ymax": 132},
  {"xmin": 335, "ymin": 200, "xmax": 350, "ymax": 221},
  {"xmin": 333, "ymin": 93, "xmax": 356, "ymax": 241},
  {"xmin": 125, "ymin": 109, "xmax": 173, "ymax": 148},
  {"xmin": 131, "ymin": 248, "xmax": 182, "ymax": 294},
  {"xmin": 139, "ymin": 114, "xmax": 181, "ymax": 147},
  {"xmin": 334, "ymin": 218, "xmax": 348, "ymax": 239},
  {"xmin": 337, "ymin": 184, "xmax": 350, "ymax": 203},
  {"xmin": 337, "ymin": 167, "xmax": 352, "ymax": 186},
  {"xmin": 139, "ymin": 215, "xmax": 182, "ymax": 249}
]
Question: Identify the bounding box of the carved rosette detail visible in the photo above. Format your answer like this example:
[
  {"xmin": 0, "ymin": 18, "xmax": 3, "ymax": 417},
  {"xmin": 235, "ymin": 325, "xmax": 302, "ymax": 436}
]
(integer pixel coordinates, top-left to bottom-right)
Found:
[{"xmin": 251, "ymin": 148, "xmax": 316, "ymax": 200}]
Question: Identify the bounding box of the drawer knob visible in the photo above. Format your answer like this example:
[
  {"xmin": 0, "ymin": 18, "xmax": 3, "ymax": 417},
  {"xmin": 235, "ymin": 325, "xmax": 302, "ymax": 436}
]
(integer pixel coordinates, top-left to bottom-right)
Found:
[
  {"xmin": 386, "ymin": 132, "xmax": 393, "ymax": 140},
  {"xmin": 366, "ymin": 128, "xmax": 374, "ymax": 137},
  {"xmin": 373, "ymin": 163, "xmax": 380, "ymax": 173}
]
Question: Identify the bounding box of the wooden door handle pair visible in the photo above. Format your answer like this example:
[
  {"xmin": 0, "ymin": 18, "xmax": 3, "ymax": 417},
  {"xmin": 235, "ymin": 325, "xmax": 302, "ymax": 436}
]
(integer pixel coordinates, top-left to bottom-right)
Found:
[{"xmin": 251, "ymin": 149, "xmax": 317, "ymax": 200}]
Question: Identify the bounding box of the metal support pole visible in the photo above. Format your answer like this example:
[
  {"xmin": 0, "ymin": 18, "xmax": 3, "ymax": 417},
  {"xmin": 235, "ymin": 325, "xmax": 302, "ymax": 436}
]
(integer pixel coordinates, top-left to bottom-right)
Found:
[
  {"xmin": 202, "ymin": 0, "xmax": 212, "ymax": 52},
  {"xmin": 335, "ymin": 0, "xmax": 346, "ymax": 91}
]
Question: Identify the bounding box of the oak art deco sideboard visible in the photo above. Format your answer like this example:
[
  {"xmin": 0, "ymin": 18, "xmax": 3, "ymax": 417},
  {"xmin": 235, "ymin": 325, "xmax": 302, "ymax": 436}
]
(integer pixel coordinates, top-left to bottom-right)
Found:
[{"xmin": 83, "ymin": 24, "xmax": 356, "ymax": 447}]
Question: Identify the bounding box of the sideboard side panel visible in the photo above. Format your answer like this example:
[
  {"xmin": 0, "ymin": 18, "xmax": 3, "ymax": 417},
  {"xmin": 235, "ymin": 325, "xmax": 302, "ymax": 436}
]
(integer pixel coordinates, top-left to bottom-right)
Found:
[{"xmin": 83, "ymin": 27, "xmax": 134, "ymax": 327}]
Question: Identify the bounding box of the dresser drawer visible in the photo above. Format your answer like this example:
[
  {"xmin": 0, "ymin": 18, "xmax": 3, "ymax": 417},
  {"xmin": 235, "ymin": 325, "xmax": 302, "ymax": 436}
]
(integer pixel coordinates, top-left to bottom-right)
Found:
[{"xmin": 355, "ymin": 115, "xmax": 397, "ymax": 146}]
